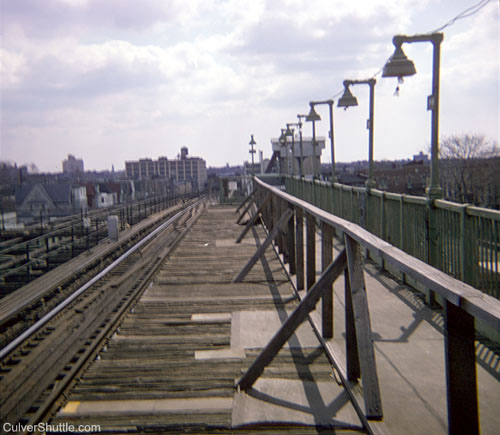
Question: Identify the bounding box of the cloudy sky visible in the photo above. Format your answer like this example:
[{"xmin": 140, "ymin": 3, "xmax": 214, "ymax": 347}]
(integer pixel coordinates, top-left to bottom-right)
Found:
[{"xmin": 1, "ymin": 0, "xmax": 498, "ymax": 172}]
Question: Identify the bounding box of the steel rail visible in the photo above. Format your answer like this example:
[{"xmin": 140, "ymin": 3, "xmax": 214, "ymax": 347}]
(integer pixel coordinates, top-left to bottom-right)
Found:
[
  {"xmin": 0, "ymin": 198, "xmax": 204, "ymax": 361},
  {"xmin": 0, "ymin": 199, "xmax": 200, "ymax": 329},
  {"xmin": 0, "ymin": 192, "xmax": 192, "ymax": 273},
  {"xmin": 0, "ymin": 197, "xmax": 148, "ymax": 254},
  {"xmin": 25, "ymin": 198, "xmax": 206, "ymax": 428},
  {"xmin": 0, "ymin": 226, "xmax": 107, "ymax": 280}
]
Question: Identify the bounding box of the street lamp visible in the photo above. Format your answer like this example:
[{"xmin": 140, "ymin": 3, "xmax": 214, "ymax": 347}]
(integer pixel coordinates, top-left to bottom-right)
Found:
[
  {"xmin": 297, "ymin": 114, "xmax": 307, "ymax": 177},
  {"xmin": 287, "ymin": 122, "xmax": 307, "ymax": 177},
  {"xmin": 305, "ymin": 103, "xmax": 321, "ymax": 178},
  {"xmin": 383, "ymin": 33, "xmax": 445, "ymax": 320},
  {"xmin": 338, "ymin": 78, "xmax": 376, "ymax": 189},
  {"xmin": 278, "ymin": 128, "xmax": 287, "ymax": 176},
  {"xmin": 309, "ymin": 99, "xmax": 336, "ymax": 183},
  {"xmin": 278, "ymin": 128, "xmax": 287, "ymax": 145},
  {"xmin": 382, "ymin": 32, "xmax": 444, "ymax": 200},
  {"xmin": 249, "ymin": 134, "xmax": 256, "ymax": 177},
  {"xmin": 285, "ymin": 124, "xmax": 296, "ymax": 176}
]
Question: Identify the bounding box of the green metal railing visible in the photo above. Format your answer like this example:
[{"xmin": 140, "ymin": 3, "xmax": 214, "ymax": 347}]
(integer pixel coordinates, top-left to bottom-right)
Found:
[{"xmin": 286, "ymin": 176, "xmax": 500, "ymax": 299}]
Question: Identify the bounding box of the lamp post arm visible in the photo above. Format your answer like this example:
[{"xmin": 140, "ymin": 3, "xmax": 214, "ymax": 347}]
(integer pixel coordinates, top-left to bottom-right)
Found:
[
  {"xmin": 310, "ymin": 99, "xmax": 334, "ymax": 106},
  {"xmin": 343, "ymin": 78, "xmax": 376, "ymax": 87},
  {"xmin": 393, "ymin": 33, "xmax": 443, "ymax": 46}
]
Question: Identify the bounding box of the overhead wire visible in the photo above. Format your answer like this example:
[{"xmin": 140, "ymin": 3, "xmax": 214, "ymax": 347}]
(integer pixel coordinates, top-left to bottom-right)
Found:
[{"xmin": 429, "ymin": 0, "xmax": 495, "ymax": 33}]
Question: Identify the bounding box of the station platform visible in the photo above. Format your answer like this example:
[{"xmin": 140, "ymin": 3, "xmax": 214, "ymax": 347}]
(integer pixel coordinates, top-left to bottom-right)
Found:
[{"xmin": 53, "ymin": 205, "xmax": 500, "ymax": 434}]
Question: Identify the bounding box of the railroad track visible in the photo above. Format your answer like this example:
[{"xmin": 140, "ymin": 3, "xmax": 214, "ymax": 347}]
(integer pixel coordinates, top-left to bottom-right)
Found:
[
  {"xmin": 0, "ymin": 198, "xmax": 207, "ymax": 432},
  {"xmin": 0, "ymin": 198, "xmax": 202, "ymax": 350},
  {"xmin": 0, "ymin": 192, "xmax": 197, "ymax": 296}
]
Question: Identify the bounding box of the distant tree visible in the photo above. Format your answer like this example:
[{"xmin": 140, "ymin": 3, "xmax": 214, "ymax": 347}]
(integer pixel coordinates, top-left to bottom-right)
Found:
[
  {"xmin": 436, "ymin": 134, "xmax": 500, "ymax": 207},
  {"xmin": 439, "ymin": 134, "xmax": 499, "ymax": 160}
]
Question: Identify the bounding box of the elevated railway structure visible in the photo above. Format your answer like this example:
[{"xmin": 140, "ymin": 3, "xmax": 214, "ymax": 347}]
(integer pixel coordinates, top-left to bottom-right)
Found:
[
  {"xmin": 0, "ymin": 178, "xmax": 499, "ymax": 434},
  {"xmin": 0, "ymin": 192, "xmax": 195, "ymax": 297},
  {"xmin": 0, "ymin": 197, "xmax": 207, "ymax": 431}
]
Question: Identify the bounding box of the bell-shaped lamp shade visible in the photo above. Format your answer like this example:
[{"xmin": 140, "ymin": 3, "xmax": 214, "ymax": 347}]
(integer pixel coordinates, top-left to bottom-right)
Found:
[
  {"xmin": 249, "ymin": 134, "xmax": 256, "ymax": 146},
  {"xmin": 382, "ymin": 44, "xmax": 416, "ymax": 78},
  {"xmin": 278, "ymin": 129, "xmax": 286, "ymax": 144},
  {"xmin": 337, "ymin": 86, "xmax": 358, "ymax": 108},
  {"xmin": 305, "ymin": 105, "xmax": 321, "ymax": 122},
  {"xmin": 285, "ymin": 126, "xmax": 294, "ymax": 138}
]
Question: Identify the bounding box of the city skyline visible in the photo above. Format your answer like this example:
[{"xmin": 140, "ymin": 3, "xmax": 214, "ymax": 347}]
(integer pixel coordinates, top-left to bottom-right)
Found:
[
  {"xmin": 2, "ymin": 147, "xmax": 433, "ymax": 175},
  {"xmin": 1, "ymin": 0, "xmax": 498, "ymax": 172}
]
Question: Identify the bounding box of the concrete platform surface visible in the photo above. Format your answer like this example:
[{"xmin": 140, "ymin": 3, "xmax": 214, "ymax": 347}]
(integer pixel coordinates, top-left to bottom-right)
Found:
[
  {"xmin": 300, "ymin": 234, "xmax": 500, "ymax": 435},
  {"xmin": 232, "ymin": 379, "xmax": 362, "ymax": 430}
]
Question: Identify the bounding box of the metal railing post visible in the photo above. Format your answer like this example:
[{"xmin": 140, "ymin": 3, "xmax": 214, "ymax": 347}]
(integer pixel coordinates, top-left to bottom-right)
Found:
[
  {"xmin": 399, "ymin": 195, "xmax": 404, "ymax": 251},
  {"xmin": 427, "ymin": 199, "xmax": 439, "ymax": 305}
]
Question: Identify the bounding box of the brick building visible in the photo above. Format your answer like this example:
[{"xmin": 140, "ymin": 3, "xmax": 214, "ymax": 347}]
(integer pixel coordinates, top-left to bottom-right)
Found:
[{"xmin": 62, "ymin": 154, "xmax": 84, "ymax": 175}]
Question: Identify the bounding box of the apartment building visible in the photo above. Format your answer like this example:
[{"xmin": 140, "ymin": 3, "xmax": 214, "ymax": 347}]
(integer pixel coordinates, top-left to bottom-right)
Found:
[{"xmin": 125, "ymin": 147, "xmax": 207, "ymax": 191}]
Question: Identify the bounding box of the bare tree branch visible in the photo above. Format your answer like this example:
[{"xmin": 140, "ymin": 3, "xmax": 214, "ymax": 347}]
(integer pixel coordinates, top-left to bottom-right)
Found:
[{"xmin": 436, "ymin": 134, "xmax": 500, "ymax": 207}]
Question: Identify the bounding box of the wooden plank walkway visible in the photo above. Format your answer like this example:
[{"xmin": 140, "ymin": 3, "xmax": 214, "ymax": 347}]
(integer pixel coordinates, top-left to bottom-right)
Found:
[{"xmin": 52, "ymin": 206, "xmax": 364, "ymax": 433}]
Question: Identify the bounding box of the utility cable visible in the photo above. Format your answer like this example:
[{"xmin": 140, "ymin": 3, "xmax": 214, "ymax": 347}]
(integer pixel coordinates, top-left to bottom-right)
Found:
[
  {"xmin": 326, "ymin": 0, "xmax": 496, "ymax": 100},
  {"xmin": 429, "ymin": 0, "xmax": 495, "ymax": 33}
]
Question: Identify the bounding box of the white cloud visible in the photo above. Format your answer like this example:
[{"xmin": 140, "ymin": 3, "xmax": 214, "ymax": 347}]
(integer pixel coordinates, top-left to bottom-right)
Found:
[
  {"xmin": 56, "ymin": 0, "xmax": 89, "ymax": 6},
  {"xmin": 442, "ymin": 5, "xmax": 499, "ymax": 85},
  {"xmin": 0, "ymin": 48, "xmax": 27, "ymax": 87},
  {"xmin": 1, "ymin": 0, "xmax": 498, "ymax": 172}
]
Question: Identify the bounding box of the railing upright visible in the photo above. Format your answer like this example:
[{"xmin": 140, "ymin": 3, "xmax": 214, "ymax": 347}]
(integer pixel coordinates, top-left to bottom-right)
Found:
[{"xmin": 459, "ymin": 204, "xmax": 467, "ymax": 283}]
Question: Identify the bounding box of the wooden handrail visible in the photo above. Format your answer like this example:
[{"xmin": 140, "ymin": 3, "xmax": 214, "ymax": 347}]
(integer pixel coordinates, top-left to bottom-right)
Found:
[
  {"xmin": 254, "ymin": 177, "xmax": 500, "ymax": 330},
  {"xmin": 251, "ymin": 177, "xmax": 500, "ymax": 434},
  {"xmin": 285, "ymin": 175, "xmax": 499, "ymax": 300}
]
